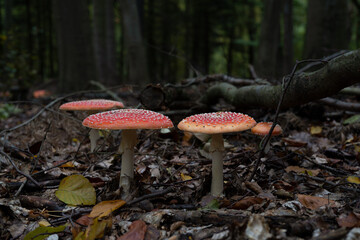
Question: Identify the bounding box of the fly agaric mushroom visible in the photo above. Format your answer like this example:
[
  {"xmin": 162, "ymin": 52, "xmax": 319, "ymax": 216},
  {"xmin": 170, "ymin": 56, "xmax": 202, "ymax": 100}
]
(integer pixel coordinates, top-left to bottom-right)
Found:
[
  {"xmin": 251, "ymin": 122, "xmax": 283, "ymax": 153},
  {"xmin": 178, "ymin": 112, "xmax": 256, "ymax": 197},
  {"xmin": 60, "ymin": 99, "xmax": 124, "ymax": 152},
  {"xmin": 82, "ymin": 109, "xmax": 173, "ymax": 196}
]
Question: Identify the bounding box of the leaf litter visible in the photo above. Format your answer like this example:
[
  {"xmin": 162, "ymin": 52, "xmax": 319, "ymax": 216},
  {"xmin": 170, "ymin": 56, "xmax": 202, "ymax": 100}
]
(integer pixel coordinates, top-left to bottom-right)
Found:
[{"xmin": 0, "ymin": 99, "xmax": 359, "ymax": 239}]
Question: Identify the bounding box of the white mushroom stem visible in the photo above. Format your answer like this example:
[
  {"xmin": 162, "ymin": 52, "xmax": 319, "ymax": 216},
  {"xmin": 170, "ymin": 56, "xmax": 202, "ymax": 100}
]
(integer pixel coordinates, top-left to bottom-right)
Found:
[
  {"xmin": 210, "ymin": 133, "xmax": 225, "ymax": 197},
  {"xmin": 118, "ymin": 129, "xmax": 138, "ymax": 195},
  {"xmin": 89, "ymin": 129, "xmax": 101, "ymax": 152}
]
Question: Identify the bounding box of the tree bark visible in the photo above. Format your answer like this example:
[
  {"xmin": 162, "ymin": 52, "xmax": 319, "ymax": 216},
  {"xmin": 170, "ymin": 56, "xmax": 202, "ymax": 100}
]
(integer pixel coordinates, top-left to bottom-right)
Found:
[
  {"xmin": 283, "ymin": 0, "xmax": 293, "ymax": 75},
  {"xmin": 304, "ymin": 0, "xmax": 351, "ymax": 59},
  {"xmin": 201, "ymin": 50, "xmax": 360, "ymax": 109},
  {"xmin": 120, "ymin": 0, "xmax": 149, "ymax": 85},
  {"xmin": 53, "ymin": 0, "xmax": 97, "ymax": 93},
  {"xmin": 93, "ymin": 0, "xmax": 117, "ymax": 86},
  {"xmin": 255, "ymin": 0, "xmax": 283, "ymax": 81}
]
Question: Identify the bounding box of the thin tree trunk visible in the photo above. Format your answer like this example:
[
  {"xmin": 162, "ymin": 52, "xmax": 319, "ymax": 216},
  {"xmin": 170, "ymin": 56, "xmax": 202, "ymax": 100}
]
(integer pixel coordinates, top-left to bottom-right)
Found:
[
  {"xmin": 304, "ymin": 0, "xmax": 351, "ymax": 59},
  {"xmin": 255, "ymin": 0, "xmax": 283, "ymax": 81},
  {"xmin": 119, "ymin": 0, "xmax": 149, "ymax": 85},
  {"xmin": 26, "ymin": 0, "xmax": 33, "ymax": 69},
  {"xmin": 283, "ymin": 0, "xmax": 293, "ymax": 75},
  {"xmin": 53, "ymin": 0, "xmax": 97, "ymax": 93},
  {"xmin": 47, "ymin": 0, "xmax": 54, "ymax": 76},
  {"xmin": 4, "ymin": 0, "xmax": 12, "ymax": 33},
  {"xmin": 246, "ymin": 0, "xmax": 256, "ymax": 66},
  {"xmin": 36, "ymin": 0, "xmax": 44, "ymax": 82},
  {"xmin": 93, "ymin": 0, "xmax": 117, "ymax": 86}
]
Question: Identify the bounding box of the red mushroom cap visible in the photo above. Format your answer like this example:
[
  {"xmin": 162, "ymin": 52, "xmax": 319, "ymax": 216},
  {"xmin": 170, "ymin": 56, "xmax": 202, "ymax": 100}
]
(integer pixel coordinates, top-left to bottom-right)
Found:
[
  {"xmin": 177, "ymin": 112, "xmax": 256, "ymax": 134},
  {"xmin": 251, "ymin": 122, "xmax": 283, "ymax": 136},
  {"xmin": 59, "ymin": 99, "xmax": 124, "ymax": 111},
  {"xmin": 82, "ymin": 109, "xmax": 174, "ymax": 130}
]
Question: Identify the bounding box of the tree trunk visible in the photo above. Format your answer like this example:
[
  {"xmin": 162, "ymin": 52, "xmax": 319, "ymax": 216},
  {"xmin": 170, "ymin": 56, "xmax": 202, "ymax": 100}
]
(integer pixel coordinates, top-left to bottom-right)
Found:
[
  {"xmin": 53, "ymin": 0, "xmax": 96, "ymax": 93},
  {"xmin": 25, "ymin": 0, "xmax": 33, "ymax": 70},
  {"xmin": 283, "ymin": 0, "xmax": 293, "ymax": 75},
  {"xmin": 304, "ymin": 0, "xmax": 351, "ymax": 59},
  {"xmin": 202, "ymin": 50, "xmax": 360, "ymax": 109},
  {"xmin": 255, "ymin": 0, "xmax": 283, "ymax": 81},
  {"xmin": 120, "ymin": 0, "xmax": 149, "ymax": 85},
  {"xmin": 93, "ymin": 0, "xmax": 117, "ymax": 86},
  {"xmin": 47, "ymin": 0, "xmax": 55, "ymax": 77}
]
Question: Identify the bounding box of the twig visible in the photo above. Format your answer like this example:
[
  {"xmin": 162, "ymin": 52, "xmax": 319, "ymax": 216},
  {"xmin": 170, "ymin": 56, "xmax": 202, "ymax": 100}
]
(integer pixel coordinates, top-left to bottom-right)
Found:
[
  {"xmin": 171, "ymin": 74, "xmax": 270, "ymax": 88},
  {"xmin": 303, "ymin": 156, "xmax": 349, "ymax": 176},
  {"xmin": 0, "ymin": 87, "xmax": 128, "ymax": 136},
  {"xmin": 127, "ymin": 187, "xmax": 175, "ymax": 205},
  {"xmin": 90, "ymin": 81, "xmax": 124, "ymax": 102},
  {"xmin": 297, "ymin": 50, "xmax": 347, "ymax": 73},
  {"xmin": 0, "ymin": 150, "xmax": 41, "ymax": 188},
  {"xmin": 318, "ymin": 97, "xmax": 360, "ymax": 111},
  {"xmin": 302, "ymin": 174, "xmax": 360, "ymax": 193},
  {"xmin": 248, "ymin": 59, "xmax": 328, "ymax": 181}
]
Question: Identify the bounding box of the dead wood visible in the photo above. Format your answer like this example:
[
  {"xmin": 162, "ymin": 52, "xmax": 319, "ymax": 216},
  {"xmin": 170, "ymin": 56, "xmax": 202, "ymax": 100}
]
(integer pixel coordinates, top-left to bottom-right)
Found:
[{"xmin": 201, "ymin": 49, "xmax": 360, "ymax": 110}]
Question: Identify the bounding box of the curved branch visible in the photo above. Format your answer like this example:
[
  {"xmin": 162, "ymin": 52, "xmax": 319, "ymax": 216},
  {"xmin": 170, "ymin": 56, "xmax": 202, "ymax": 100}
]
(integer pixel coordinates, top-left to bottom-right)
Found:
[{"xmin": 201, "ymin": 49, "xmax": 360, "ymax": 109}]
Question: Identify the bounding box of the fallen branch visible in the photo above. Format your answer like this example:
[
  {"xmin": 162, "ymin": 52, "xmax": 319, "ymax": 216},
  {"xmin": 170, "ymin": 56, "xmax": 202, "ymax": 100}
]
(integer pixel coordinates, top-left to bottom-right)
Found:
[
  {"xmin": 319, "ymin": 97, "xmax": 360, "ymax": 111},
  {"xmin": 201, "ymin": 49, "xmax": 360, "ymax": 109}
]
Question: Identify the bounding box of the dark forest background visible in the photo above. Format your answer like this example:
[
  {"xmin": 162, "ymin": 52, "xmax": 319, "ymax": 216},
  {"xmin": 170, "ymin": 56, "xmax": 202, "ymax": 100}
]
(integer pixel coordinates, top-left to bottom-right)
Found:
[{"xmin": 0, "ymin": 0, "xmax": 359, "ymax": 94}]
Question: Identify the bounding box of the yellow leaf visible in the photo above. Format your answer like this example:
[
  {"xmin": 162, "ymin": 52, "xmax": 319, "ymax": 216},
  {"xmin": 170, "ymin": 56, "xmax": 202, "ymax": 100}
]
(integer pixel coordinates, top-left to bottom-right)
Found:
[
  {"xmin": 55, "ymin": 175, "xmax": 96, "ymax": 206},
  {"xmin": 38, "ymin": 220, "xmax": 50, "ymax": 227},
  {"xmin": 85, "ymin": 217, "xmax": 112, "ymax": 240},
  {"xmin": 180, "ymin": 173, "xmax": 192, "ymax": 181},
  {"xmin": 60, "ymin": 161, "xmax": 75, "ymax": 168},
  {"xmin": 310, "ymin": 126, "xmax": 322, "ymax": 135},
  {"xmin": 354, "ymin": 145, "xmax": 360, "ymax": 153},
  {"xmin": 347, "ymin": 176, "xmax": 360, "ymax": 184},
  {"xmin": 89, "ymin": 200, "xmax": 126, "ymax": 219}
]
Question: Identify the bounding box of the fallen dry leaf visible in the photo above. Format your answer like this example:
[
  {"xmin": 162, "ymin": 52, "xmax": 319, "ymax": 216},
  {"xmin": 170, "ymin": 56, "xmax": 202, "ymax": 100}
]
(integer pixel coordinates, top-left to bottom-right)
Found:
[
  {"xmin": 297, "ymin": 194, "xmax": 340, "ymax": 210},
  {"xmin": 89, "ymin": 200, "xmax": 126, "ymax": 219},
  {"xmin": 232, "ymin": 196, "xmax": 264, "ymax": 210},
  {"xmin": 117, "ymin": 220, "xmax": 147, "ymax": 240},
  {"xmin": 337, "ymin": 212, "xmax": 360, "ymax": 228}
]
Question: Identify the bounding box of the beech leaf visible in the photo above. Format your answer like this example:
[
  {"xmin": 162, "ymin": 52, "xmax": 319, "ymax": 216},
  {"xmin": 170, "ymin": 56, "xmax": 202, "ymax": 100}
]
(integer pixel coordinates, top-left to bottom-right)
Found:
[
  {"xmin": 55, "ymin": 175, "xmax": 96, "ymax": 206},
  {"xmin": 89, "ymin": 200, "xmax": 126, "ymax": 218},
  {"xmin": 117, "ymin": 220, "xmax": 147, "ymax": 240},
  {"xmin": 297, "ymin": 194, "xmax": 340, "ymax": 210},
  {"xmin": 24, "ymin": 225, "xmax": 66, "ymax": 240}
]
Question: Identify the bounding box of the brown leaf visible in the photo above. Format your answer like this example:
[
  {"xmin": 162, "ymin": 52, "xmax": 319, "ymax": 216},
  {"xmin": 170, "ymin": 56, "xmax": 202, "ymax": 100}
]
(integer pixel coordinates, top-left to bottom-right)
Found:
[
  {"xmin": 72, "ymin": 215, "xmax": 92, "ymax": 238},
  {"xmin": 285, "ymin": 166, "xmax": 321, "ymax": 176},
  {"xmin": 337, "ymin": 212, "xmax": 360, "ymax": 228},
  {"xmin": 297, "ymin": 194, "xmax": 340, "ymax": 210},
  {"xmin": 282, "ymin": 137, "xmax": 307, "ymax": 147},
  {"xmin": 89, "ymin": 200, "xmax": 126, "ymax": 219},
  {"xmin": 273, "ymin": 180, "xmax": 296, "ymax": 192},
  {"xmin": 232, "ymin": 196, "xmax": 264, "ymax": 210},
  {"xmin": 117, "ymin": 220, "xmax": 147, "ymax": 240},
  {"xmin": 244, "ymin": 181, "xmax": 263, "ymax": 194}
]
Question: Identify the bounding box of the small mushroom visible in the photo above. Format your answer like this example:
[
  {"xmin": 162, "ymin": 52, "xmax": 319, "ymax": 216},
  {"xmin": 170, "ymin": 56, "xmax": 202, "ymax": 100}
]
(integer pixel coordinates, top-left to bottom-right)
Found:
[
  {"xmin": 251, "ymin": 122, "xmax": 283, "ymax": 153},
  {"xmin": 60, "ymin": 99, "xmax": 124, "ymax": 152},
  {"xmin": 82, "ymin": 109, "xmax": 173, "ymax": 197},
  {"xmin": 177, "ymin": 112, "xmax": 256, "ymax": 197}
]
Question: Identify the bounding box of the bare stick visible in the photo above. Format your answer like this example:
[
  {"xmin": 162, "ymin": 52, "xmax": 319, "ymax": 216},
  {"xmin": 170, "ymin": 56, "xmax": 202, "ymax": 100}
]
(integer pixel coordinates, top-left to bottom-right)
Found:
[
  {"xmin": 0, "ymin": 150, "xmax": 41, "ymax": 187},
  {"xmin": 247, "ymin": 59, "xmax": 327, "ymax": 181}
]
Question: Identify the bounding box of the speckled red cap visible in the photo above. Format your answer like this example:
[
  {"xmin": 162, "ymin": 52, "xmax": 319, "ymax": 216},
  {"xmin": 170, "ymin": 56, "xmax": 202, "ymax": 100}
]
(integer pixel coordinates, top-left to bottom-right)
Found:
[
  {"xmin": 178, "ymin": 112, "xmax": 256, "ymax": 134},
  {"xmin": 82, "ymin": 109, "xmax": 174, "ymax": 130},
  {"xmin": 60, "ymin": 99, "xmax": 124, "ymax": 111},
  {"xmin": 251, "ymin": 122, "xmax": 283, "ymax": 136}
]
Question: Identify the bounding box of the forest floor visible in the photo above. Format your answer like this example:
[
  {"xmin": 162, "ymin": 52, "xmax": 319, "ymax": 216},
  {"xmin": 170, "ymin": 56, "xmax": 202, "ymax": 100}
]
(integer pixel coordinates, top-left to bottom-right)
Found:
[{"xmin": 0, "ymin": 88, "xmax": 360, "ymax": 240}]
